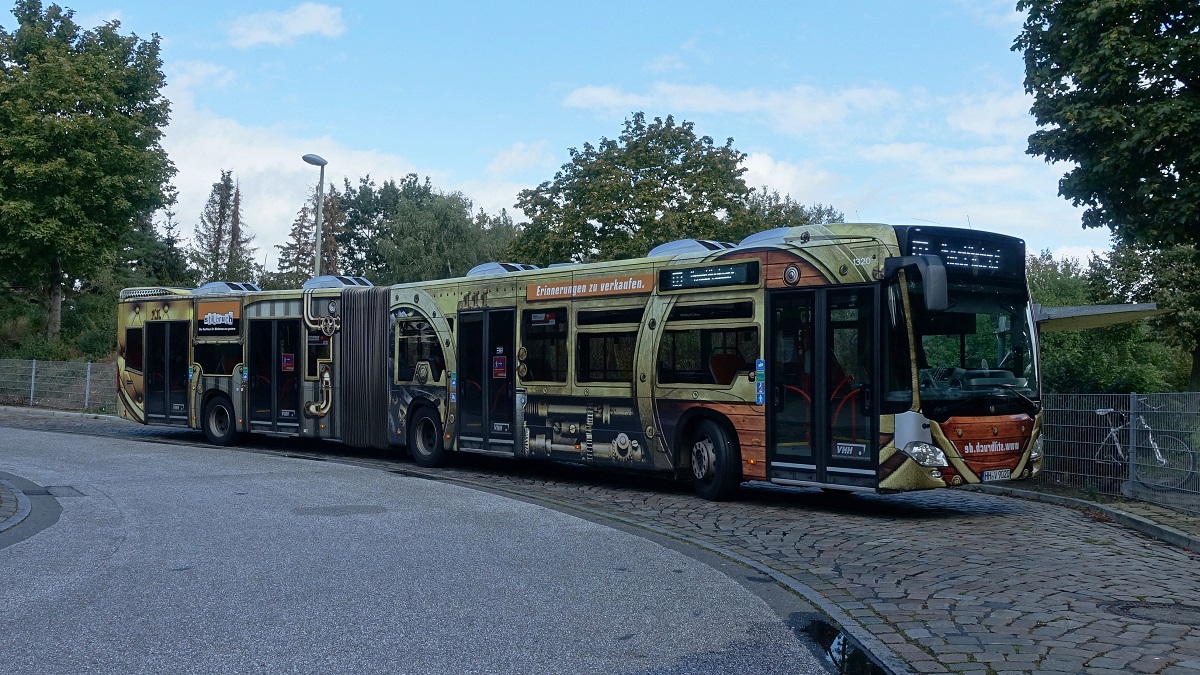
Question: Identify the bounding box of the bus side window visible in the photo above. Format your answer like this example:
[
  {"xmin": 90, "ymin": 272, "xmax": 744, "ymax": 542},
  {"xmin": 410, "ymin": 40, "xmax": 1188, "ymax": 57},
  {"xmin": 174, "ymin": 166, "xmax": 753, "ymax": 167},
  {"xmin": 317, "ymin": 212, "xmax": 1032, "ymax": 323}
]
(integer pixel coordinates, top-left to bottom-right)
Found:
[
  {"xmin": 125, "ymin": 327, "xmax": 144, "ymax": 372},
  {"xmin": 659, "ymin": 327, "xmax": 759, "ymax": 386},
  {"xmin": 576, "ymin": 332, "xmax": 636, "ymax": 383},
  {"xmin": 395, "ymin": 315, "xmax": 444, "ymax": 384},
  {"xmin": 522, "ymin": 308, "xmax": 568, "ymax": 382}
]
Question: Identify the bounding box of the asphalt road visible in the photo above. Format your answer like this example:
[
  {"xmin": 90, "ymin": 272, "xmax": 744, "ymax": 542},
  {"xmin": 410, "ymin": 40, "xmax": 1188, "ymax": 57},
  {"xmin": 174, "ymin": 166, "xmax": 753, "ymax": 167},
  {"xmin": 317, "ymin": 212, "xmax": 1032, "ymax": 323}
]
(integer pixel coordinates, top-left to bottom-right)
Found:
[
  {"xmin": 0, "ymin": 427, "xmax": 832, "ymax": 674},
  {"xmin": 6, "ymin": 409, "xmax": 1200, "ymax": 674}
]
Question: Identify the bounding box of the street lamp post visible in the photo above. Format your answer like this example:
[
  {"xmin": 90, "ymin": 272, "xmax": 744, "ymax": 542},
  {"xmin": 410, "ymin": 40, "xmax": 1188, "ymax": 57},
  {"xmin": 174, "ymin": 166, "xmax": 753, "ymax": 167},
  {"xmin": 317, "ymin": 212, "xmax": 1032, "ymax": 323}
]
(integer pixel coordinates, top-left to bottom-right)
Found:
[{"xmin": 302, "ymin": 153, "xmax": 328, "ymax": 277}]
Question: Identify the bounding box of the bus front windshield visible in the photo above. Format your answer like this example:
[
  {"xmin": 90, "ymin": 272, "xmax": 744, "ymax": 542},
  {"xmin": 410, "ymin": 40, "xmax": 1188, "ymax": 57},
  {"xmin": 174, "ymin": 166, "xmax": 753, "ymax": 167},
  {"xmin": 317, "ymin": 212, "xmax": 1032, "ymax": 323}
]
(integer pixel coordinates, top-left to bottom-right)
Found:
[{"xmin": 910, "ymin": 281, "xmax": 1040, "ymax": 420}]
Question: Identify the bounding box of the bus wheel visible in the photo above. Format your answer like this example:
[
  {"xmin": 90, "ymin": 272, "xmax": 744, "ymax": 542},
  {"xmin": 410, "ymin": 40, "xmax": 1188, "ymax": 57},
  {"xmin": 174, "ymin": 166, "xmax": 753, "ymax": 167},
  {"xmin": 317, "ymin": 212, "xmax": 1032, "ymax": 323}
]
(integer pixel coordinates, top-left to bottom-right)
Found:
[
  {"xmin": 689, "ymin": 419, "xmax": 740, "ymax": 501},
  {"xmin": 202, "ymin": 395, "xmax": 237, "ymax": 446},
  {"xmin": 409, "ymin": 407, "xmax": 445, "ymax": 468}
]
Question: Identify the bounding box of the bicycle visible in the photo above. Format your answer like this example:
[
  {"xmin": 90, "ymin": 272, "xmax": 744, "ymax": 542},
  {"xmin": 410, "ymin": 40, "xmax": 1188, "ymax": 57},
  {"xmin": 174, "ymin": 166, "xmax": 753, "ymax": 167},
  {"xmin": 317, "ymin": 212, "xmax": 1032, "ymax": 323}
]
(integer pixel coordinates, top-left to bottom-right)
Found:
[{"xmin": 1095, "ymin": 402, "xmax": 1196, "ymax": 491}]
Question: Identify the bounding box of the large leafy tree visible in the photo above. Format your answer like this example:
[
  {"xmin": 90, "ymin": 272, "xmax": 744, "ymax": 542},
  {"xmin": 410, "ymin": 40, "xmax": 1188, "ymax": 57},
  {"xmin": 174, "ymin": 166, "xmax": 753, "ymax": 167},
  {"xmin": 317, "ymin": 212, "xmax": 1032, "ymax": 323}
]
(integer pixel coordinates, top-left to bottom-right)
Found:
[
  {"xmin": 374, "ymin": 175, "xmax": 516, "ymax": 284},
  {"xmin": 0, "ymin": 0, "xmax": 175, "ymax": 340},
  {"xmin": 1014, "ymin": 0, "xmax": 1199, "ymax": 247},
  {"xmin": 1028, "ymin": 250, "xmax": 1182, "ymax": 392},
  {"xmin": 1087, "ymin": 243, "xmax": 1200, "ymax": 389},
  {"xmin": 509, "ymin": 113, "xmax": 752, "ymax": 265}
]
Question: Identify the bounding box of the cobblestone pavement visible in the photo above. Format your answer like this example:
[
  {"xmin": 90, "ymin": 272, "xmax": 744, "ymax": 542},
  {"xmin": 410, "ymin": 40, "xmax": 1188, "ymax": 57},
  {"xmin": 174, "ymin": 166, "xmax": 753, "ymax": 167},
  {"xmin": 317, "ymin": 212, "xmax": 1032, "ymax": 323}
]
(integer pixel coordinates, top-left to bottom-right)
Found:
[{"xmin": 3, "ymin": 408, "xmax": 1200, "ymax": 674}]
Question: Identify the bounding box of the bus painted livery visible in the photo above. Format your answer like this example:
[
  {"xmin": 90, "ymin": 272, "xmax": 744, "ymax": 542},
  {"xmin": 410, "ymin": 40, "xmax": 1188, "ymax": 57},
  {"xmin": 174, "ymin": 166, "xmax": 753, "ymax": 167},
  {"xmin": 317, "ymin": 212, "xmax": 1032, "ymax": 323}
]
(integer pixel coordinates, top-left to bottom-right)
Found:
[{"xmin": 117, "ymin": 223, "xmax": 1043, "ymax": 500}]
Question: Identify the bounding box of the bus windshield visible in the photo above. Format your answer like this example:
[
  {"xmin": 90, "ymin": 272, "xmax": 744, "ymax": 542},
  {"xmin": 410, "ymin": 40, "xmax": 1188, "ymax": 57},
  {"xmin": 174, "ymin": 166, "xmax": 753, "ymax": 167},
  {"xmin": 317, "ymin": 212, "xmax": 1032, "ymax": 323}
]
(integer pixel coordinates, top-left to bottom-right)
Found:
[{"xmin": 910, "ymin": 281, "xmax": 1040, "ymax": 419}]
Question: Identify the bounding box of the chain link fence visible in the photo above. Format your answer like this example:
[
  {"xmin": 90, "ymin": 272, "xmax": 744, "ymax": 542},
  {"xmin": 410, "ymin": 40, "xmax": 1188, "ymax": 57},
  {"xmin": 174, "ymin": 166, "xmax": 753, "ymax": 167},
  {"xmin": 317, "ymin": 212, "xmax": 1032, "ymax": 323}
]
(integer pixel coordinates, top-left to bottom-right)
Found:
[
  {"xmin": 3, "ymin": 358, "xmax": 1198, "ymax": 513},
  {"xmin": 1037, "ymin": 393, "xmax": 1200, "ymax": 514},
  {"xmin": 0, "ymin": 359, "xmax": 118, "ymax": 414}
]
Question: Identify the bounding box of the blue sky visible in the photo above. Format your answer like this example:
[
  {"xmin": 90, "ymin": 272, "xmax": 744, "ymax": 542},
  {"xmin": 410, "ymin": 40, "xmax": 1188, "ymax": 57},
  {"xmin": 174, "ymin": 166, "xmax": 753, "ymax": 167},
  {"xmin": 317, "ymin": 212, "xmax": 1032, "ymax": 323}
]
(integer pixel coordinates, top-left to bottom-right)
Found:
[{"xmin": 44, "ymin": 0, "xmax": 1112, "ymax": 269}]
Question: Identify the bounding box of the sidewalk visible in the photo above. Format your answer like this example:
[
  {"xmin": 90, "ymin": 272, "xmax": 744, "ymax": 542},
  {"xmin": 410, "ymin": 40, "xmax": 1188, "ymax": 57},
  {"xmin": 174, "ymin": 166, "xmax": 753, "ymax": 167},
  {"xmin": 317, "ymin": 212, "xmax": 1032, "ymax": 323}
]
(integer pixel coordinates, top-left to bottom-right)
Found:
[
  {"xmin": 970, "ymin": 483, "xmax": 1200, "ymax": 553},
  {"xmin": 0, "ymin": 476, "xmax": 31, "ymax": 534}
]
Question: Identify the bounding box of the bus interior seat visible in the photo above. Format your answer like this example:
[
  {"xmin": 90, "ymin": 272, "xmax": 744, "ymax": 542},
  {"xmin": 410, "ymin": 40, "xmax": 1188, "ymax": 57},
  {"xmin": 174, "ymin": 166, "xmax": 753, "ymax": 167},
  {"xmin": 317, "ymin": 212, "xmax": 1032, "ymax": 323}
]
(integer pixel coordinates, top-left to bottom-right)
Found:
[{"xmin": 709, "ymin": 351, "xmax": 745, "ymax": 385}]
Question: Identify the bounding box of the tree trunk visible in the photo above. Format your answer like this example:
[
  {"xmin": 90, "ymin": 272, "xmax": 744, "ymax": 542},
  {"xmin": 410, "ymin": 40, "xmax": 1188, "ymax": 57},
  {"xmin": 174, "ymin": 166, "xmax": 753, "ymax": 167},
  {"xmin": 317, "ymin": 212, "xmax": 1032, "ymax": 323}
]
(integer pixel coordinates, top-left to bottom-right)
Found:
[
  {"xmin": 47, "ymin": 257, "xmax": 63, "ymax": 341},
  {"xmin": 1190, "ymin": 341, "xmax": 1200, "ymax": 392}
]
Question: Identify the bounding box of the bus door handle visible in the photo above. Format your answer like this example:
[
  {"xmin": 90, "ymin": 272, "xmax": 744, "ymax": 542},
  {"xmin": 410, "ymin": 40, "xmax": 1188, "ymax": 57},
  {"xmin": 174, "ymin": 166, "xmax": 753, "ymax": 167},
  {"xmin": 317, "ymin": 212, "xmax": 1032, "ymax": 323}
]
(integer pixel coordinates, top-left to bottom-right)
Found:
[{"xmin": 772, "ymin": 384, "xmax": 783, "ymax": 411}]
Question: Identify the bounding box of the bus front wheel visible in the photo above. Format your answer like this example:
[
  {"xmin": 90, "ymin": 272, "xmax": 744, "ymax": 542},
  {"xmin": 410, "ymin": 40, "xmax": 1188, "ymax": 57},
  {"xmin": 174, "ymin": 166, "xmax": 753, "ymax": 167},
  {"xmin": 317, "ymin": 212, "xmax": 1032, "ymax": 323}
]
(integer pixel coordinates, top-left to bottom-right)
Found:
[
  {"xmin": 202, "ymin": 395, "xmax": 237, "ymax": 446},
  {"xmin": 409, "ymin": 407, "xmax": 446, "ymax": 468},
  {"xmin": 689, "ymin": 419, "xmax": 740, "ymax": 501}
]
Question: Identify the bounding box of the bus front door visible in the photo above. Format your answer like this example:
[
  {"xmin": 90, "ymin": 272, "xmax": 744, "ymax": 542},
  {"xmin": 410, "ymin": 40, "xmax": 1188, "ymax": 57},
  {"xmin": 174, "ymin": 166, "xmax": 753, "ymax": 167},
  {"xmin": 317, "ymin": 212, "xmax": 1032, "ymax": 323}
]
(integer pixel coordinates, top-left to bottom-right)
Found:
[
  {"xmin": 248, "ymin": 319, "xmax": 302, "ymax": 433},
  {"xmin": 457, "ymin": 309, "xmax": 516, "ymax": 454},
  {"xmin": 768, "ymin": 287, "xmax": 878, "ymax": 489},
  {"xmin": 144, "ymin": 320, "xmax": 190, "ymax": 426}
]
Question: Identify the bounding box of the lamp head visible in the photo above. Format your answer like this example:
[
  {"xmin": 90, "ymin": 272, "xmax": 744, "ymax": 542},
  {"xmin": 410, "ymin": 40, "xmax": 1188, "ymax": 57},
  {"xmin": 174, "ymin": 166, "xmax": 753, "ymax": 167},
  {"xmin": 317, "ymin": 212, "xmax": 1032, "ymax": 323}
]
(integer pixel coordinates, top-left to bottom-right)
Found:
[{"xmin": 302, "ymin": 153, "xmax": 328, "ymax": 167}]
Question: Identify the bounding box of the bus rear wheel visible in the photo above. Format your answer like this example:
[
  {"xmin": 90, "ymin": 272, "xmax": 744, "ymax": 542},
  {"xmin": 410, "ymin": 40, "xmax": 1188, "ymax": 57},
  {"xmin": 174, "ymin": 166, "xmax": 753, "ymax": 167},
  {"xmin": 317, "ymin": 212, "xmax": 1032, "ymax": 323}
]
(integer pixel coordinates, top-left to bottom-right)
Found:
[
  {"xmin": 689, "ymin": 419, "xmax": 740, "ymax": 501},
  {"xmin": 202, "ymin": 395, "xmax": 237, "ymax": 446},
  {"xmin": 409, "ymin": 407, "xmax": 446, "ymax": 468}
]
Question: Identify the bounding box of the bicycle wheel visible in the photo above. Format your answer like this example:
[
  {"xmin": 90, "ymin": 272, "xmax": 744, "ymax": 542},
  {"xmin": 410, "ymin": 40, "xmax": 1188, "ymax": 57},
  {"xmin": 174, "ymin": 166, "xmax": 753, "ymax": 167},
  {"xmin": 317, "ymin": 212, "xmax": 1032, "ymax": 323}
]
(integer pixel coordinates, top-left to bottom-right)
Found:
[{"xmin": 1133, "ymin": 434, "xmax": 1196, "ymax": 491}]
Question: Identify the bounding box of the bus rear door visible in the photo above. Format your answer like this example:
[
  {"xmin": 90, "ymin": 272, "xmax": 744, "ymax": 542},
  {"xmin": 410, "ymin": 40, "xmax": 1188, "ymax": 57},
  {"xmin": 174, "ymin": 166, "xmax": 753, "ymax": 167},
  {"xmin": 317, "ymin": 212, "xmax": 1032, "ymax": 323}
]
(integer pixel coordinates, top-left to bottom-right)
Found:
[{"xmin": 143, "ymin": 320, "xmax": 190, "ymax": 426}]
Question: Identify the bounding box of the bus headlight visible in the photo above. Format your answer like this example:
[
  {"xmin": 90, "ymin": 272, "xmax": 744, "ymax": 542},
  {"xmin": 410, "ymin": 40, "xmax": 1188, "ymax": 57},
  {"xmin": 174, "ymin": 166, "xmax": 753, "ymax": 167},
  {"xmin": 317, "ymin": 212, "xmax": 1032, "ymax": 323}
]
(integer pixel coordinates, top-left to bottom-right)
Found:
[
  {"xmin": 1030, "ymin": 435, "xmax": 1043, "ymax": 461},
  {"xmin": 901, "ymin": 441, "xmax": 948, "ymax": 467}
]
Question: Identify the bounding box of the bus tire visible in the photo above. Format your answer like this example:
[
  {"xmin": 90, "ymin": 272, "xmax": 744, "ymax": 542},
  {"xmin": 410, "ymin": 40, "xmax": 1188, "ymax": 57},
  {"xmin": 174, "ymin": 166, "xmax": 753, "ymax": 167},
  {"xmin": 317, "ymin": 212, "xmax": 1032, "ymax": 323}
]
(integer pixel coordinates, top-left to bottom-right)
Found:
[
  {"xmin": 202, "ymin": 395, "xmax": 237, "ymax": 446},
  {"xmin": 689, "ymin": 418, "xmax": 741, "ymax": 501},
  {"xmin": 409, "ymin": 407, "xmax": 445, "ymax": 468}
]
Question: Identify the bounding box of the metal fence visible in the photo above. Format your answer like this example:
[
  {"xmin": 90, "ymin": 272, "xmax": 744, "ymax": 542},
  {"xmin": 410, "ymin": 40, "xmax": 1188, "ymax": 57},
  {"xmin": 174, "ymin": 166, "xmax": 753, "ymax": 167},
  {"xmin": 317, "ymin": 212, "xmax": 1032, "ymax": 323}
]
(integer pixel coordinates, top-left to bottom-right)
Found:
[
  {"xmin": 0, "ymin": 359, "xmax": 118, "ymax": 414},
  {"xmin": 2, "ymin": 358, "xmax": 1198, "ymax": 513},
  {"xmin": 1037, "ymin": 393, "xmax": 1200, "ymax": 514}
]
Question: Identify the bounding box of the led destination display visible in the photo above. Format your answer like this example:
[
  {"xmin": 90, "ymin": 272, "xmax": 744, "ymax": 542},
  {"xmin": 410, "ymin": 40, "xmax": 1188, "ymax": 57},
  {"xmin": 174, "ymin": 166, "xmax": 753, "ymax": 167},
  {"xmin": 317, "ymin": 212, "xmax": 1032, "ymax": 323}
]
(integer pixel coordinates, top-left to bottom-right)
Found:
[{"xmin": 658, "ymin": 261, "xmax": 760, "ymax": 291}]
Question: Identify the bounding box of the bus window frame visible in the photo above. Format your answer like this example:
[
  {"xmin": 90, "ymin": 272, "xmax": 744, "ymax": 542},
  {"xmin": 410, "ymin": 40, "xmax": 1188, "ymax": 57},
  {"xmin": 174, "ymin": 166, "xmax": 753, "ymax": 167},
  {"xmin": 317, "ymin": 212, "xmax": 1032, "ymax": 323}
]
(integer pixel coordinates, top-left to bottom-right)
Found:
[
  {"xmin": 655, "ymin": 298, "xmax": 760, "ymax": 388},
  {"xmin": 520, "ymin": 306, "xmax": 570, "ymax": 384},
  {"xmin": 125, "ymin": 326, "xmax": 144, "ymax": 374}
]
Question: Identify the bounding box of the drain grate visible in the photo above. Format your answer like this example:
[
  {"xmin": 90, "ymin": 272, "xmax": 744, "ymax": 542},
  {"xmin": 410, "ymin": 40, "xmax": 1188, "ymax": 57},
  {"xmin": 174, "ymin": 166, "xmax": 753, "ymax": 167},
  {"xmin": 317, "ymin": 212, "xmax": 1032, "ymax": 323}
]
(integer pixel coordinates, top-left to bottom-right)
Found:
[{"xmin": 1106, "ymin": 602, "xmax": 1200, "ymax": 626}]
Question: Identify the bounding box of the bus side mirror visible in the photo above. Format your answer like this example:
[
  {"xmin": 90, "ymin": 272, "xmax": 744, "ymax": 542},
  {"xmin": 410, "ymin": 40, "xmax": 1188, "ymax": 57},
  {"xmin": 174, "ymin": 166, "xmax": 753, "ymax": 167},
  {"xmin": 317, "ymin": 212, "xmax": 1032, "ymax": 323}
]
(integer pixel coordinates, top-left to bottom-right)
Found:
[{"xmin": 884, "ymin": 255, "xmax": 948, "ymax": 312}]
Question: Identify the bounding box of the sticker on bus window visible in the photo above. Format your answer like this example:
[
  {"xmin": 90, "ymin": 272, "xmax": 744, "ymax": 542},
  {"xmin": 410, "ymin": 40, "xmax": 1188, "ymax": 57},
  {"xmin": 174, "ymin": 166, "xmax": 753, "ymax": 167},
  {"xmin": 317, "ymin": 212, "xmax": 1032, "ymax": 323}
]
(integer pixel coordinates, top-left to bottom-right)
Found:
[
  {"xmin": 281, "ymin": 353, "xmax": 295, "ymax": 372},
  {"xmin": 835, "ymin": 442, "xmax": 868, "ymax": 459},
  {"xmin": 493, "ymin": 356, "xmax": 507, "ymax": 378}
]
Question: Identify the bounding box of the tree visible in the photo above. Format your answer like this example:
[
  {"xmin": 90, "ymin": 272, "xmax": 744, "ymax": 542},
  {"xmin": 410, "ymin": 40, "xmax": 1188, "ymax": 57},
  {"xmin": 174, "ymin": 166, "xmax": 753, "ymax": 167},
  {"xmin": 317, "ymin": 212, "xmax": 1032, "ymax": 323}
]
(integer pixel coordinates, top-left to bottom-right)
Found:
[
  {"xmin": 334, "ymin": 175, "xmax": 408, "ymax": 279},
  {"xmin": 373, "ymin": 176, "xmax": 516, "ymax": 284},
  {"xmin": 738, "ymin": 188, "xmax": 844, "ymax": 239},
  {"xmin": 272, "ymin": 201, "xmax": 315, "ymax": 289},
  {"xmin": 509, "ymin": 113, "xmax": 752, "ymax": 265},
  {"xmin": 1087, "ymin": 242, "xmax": 1200, "ymax": 389},
  {"xmin": 189, "ymin": 170, "xmax": 259, "ymax": 283},
  {"xmin": 318, "ymin": 187, "xmax": 344, "ymax": 276},
  {"xmin": 1014, "ymin": 0, "xmax": 1200, "ymax": 247},
  {"xmin": 1028, "ymin": 250, "xmax": 1183, "ymax": 392},
  {"xmin": 0, "ymin": 0, "xmax": 175, "ymax": 341}
]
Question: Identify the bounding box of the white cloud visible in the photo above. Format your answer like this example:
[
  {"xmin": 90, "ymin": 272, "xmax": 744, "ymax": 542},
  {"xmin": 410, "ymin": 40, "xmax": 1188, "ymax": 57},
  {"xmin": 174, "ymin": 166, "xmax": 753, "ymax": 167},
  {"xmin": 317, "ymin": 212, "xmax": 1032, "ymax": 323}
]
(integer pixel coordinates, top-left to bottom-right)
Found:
[
  {"xmin": 741, "ymin": 153, "xmax": 841, "ymax": 203},
  {"xmin": 944, "ymin": 91, "xmax": 1034, "ymax": 142},
  {"xmin": 950, "ymin": 0, "xmax": 1026, "ymax": 31},
  {"xmin": 1051, "ymin": 245, "xmax": 1106, "ymax": 263},
  {"xmin": 168, "ymin": 61, "xmax": 236, "ymax": 92},
  {"xmin": 564, "ymin": 82, "xmax": 903, "ymax": 137},
  {"xmin": 485, "ymin": 141, "xmax": 555, "ymax": 180},
  {"xmin": 228, "ymin": 3, "xmax": 345, "ymax": 49}
]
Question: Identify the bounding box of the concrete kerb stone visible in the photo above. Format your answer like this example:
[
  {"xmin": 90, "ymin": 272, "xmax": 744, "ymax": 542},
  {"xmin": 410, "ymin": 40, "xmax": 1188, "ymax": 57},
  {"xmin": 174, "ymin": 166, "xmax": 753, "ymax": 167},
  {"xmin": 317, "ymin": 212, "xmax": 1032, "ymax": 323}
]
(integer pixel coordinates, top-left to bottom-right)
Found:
[
  {"xmin": 968, "ymin": 484, "xmax": 1200, "ymax": 553},
  {"xmin": 0, "ymin": 478, "xmax": 32, "ymax": 534},
  {"xmin": 0, "ymin": 404, "xmax": 122, "ymax": 423}
]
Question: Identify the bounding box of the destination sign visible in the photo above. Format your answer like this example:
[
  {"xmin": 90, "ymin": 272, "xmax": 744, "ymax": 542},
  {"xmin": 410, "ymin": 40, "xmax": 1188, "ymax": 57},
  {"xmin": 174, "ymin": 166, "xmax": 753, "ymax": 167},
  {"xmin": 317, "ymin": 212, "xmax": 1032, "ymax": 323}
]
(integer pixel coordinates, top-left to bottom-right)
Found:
[{"xmin": 658, "ymin": 261, "xmax": 760, "ymax": 292}]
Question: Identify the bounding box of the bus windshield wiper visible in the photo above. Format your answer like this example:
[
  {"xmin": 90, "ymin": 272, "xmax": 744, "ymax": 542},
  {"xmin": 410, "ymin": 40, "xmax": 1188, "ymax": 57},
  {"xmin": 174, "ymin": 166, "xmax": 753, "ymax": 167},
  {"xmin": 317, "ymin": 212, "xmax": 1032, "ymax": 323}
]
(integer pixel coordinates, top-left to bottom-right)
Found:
[{"xmin": 997, "ymin": 383, "xmax": 1040, "ymax": 415}]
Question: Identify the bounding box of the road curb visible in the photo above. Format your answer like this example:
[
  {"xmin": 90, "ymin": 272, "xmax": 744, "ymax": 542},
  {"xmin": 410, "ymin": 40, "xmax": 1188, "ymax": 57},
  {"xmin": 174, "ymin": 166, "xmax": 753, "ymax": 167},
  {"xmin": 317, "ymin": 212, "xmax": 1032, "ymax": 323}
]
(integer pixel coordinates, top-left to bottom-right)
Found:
[
  {"xmin": 0, "ymin": 405, "xmax": 123, "ymax": 423},
  {"xmin": 0, "ymin": 478, "xmax": 31, "ymax": 534},
  {"xmin": 968, "ymin": 484, "xmax": 1200, "ymax": 553}
]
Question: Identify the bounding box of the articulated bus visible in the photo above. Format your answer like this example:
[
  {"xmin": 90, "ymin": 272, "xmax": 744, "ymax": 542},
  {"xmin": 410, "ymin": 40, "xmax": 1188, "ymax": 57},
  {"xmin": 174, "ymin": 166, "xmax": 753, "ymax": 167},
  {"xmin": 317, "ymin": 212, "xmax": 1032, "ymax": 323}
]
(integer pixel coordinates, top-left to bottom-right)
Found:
[{"xmin": 117, "ymin": 223, "xmax": 1043, "ymax": 500}]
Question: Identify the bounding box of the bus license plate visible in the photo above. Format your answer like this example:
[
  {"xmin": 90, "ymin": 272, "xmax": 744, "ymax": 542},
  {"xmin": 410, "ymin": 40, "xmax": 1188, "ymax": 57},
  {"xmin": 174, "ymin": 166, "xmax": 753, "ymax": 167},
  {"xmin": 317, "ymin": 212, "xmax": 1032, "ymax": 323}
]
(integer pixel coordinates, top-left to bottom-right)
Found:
[{"xmin": 982, "ymin": 468, "xmax": 1011, "ymax": 482}]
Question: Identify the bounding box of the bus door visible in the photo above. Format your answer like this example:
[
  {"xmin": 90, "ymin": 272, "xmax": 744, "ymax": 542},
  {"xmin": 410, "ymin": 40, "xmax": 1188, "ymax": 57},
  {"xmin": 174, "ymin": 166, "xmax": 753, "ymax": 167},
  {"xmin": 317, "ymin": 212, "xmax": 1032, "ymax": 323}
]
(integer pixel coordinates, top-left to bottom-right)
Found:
[
  {"xmin": 457, "ymin": 309, "xmax": 516, "ymax": 453},
  {"xmin": 144, "ymin": 320, "xmax": 190, "ymax": 426},
  {"xmin": 248, "ymin": 319, "xmax": 302, "ymax": 433},
  {"xmin": 767, "ymin": 287, "xmax": 878, "ymax": 488}
]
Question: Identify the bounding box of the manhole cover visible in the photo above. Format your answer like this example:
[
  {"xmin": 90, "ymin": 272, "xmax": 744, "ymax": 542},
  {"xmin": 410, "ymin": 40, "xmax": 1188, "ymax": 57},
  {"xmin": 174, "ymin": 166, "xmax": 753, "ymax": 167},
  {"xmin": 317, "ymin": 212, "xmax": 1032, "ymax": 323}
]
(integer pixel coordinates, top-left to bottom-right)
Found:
[{"xmin": 1106, "ymin": 602, "xmax": 1200, "ymax": 625}]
